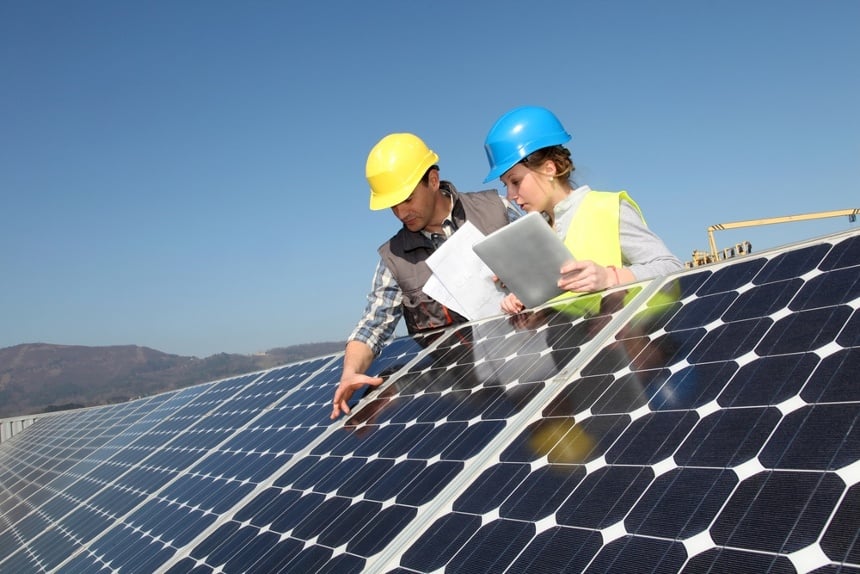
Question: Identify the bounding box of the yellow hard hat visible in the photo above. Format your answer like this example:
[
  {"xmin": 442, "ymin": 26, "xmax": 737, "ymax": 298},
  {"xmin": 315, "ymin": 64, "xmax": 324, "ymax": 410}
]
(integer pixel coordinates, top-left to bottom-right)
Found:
[{"xmin": 366, "ymin": 133, "xmax": 439, "ymax": 210}]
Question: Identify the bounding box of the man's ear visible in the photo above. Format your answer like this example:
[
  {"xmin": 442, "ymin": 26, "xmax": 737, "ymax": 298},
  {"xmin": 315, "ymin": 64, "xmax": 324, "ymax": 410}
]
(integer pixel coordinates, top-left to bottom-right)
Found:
[{"xmin": 428, "ymin": 167, "xmax": 441, "ymax": 190}]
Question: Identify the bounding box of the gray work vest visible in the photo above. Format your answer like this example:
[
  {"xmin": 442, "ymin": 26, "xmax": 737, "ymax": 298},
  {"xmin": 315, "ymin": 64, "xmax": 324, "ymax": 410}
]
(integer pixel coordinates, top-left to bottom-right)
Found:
[{"xmin": 378, "ymin": 183, "xmax": 509, "ymax": 334}]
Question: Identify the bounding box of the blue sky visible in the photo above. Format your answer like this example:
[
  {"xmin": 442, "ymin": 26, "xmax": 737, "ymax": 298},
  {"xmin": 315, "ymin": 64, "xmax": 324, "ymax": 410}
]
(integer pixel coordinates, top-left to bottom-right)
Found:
[{"xmin": 2, "ymin": 0, "xmax": 858, "ymax": 358}]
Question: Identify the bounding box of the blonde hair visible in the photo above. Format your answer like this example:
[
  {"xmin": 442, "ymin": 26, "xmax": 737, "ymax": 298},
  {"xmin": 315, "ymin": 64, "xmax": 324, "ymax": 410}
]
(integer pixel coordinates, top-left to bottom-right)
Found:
[{"xmin": 522, "ymin": 145, "xmax": 575, "ymax": 185}]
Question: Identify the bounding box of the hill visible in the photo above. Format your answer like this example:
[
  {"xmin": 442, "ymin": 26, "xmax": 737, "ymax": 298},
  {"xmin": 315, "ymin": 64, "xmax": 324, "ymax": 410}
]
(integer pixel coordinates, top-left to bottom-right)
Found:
[{"xmin": 0, "ymin": 341, "xmax": 345, "ymax": 418}]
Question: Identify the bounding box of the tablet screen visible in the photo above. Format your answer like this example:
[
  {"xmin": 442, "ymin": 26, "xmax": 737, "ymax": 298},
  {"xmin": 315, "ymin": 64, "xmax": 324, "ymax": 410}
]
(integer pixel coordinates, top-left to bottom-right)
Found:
[{"xmin": 472, "ymin": 211, "xmax": 575, "ymax": 308}]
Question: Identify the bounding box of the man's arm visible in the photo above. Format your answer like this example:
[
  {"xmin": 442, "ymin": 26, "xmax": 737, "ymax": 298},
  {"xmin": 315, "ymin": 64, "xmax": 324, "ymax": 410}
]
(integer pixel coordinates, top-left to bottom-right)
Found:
[
  {"xmin": 330, "ymin": 340, "xmax": 384, "ymax": 420},
  {"xmin": 349, "ymin": 259, "xmax": 403, "ymax": 356},
  {"xmin": 330, "ymin": 259, "xmax": 402, "ymax": 420}
]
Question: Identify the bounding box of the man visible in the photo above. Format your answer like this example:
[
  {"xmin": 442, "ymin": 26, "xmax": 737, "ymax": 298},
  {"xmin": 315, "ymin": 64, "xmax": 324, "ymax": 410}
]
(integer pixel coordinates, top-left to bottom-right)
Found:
[{"xmin": 330, "ymin": 132, "xmax": 518, "ymax": 420}]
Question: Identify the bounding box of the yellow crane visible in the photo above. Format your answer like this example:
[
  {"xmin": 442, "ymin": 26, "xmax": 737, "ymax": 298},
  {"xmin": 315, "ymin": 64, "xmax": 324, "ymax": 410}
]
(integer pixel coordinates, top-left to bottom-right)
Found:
[{"xmin": 686, "ymin": 208, "xmax": 860, "ymax": 267}]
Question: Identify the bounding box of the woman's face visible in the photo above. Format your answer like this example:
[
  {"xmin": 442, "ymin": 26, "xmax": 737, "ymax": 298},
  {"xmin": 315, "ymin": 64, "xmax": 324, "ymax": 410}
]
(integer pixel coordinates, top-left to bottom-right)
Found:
[{"xmin": 500, "ymin": 162, "xmax": 553, "ymax": 214}]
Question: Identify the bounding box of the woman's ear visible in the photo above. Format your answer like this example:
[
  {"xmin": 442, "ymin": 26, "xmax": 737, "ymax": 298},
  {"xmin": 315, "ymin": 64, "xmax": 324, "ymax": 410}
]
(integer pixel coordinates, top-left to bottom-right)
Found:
[{"xmin": 542, "ymin": 159, "xmax": 558, "ymax": 177}]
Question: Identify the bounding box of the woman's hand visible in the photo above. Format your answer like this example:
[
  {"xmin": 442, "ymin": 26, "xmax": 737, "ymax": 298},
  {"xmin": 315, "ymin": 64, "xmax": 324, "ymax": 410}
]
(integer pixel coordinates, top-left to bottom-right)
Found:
[
  {"xmin": 500, "ymin": 293, "xmax": 525, "ymax": 314},
  {"xmin": 558, "ymin": 260, "xmax": 618, "ymax": 293}
]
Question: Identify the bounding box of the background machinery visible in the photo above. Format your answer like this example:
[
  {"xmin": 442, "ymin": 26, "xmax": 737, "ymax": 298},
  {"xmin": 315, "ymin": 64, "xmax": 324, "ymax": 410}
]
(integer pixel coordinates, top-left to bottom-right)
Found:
[{"xmin": 686, "ymin": 208, "xmax": 859, "ymax": 267}]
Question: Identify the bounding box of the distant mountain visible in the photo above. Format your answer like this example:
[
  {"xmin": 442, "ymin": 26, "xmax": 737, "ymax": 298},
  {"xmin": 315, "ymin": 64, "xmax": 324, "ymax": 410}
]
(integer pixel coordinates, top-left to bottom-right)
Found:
[{"xmin": 0, "ymin": 342, "xmax": 346, "ymax": 418}]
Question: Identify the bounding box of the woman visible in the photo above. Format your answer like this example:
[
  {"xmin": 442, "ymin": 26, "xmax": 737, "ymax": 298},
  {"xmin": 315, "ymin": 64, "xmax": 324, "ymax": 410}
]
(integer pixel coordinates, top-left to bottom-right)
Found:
[{"xmin": 483, "ymin": 105, "xmax": 683, "ymax": 314}]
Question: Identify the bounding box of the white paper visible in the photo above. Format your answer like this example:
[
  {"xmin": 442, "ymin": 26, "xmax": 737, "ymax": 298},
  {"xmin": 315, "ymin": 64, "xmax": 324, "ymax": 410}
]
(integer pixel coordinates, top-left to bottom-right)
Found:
[
  {"xmin": 423, "ymin": 221, "xmax": 507, "ymax": 320},
  {"xmin": 422, "ymin": 273, "xmax": 468, "ymax": 317}
]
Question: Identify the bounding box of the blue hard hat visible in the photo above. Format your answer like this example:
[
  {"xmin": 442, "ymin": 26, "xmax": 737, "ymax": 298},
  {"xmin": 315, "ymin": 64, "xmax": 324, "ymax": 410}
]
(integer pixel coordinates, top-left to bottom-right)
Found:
[{"xmin": 483, "ymin": 106, "xmax": 572, "ymax": 183}]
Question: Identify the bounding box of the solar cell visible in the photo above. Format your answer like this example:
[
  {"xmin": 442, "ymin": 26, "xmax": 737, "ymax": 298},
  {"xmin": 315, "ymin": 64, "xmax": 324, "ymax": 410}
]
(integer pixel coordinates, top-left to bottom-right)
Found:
[{"xmin": 0, "ymin": 229, "xmax": 857, "ymax": 574}]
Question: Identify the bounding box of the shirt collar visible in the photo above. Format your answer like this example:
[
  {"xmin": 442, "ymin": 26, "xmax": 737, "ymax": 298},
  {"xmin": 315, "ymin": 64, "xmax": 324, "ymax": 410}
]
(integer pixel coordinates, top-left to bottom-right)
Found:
[
  {"xmin": 420, "ymin": 182, "xmax": 458, "ymax": 241},
  {"xmin": 552, "ymin": 184, "xmax": 591, "ymax": 235}
]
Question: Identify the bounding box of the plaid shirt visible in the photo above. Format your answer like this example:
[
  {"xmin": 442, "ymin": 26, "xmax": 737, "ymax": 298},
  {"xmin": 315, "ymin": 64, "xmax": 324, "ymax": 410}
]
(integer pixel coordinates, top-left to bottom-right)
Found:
[{"xmin": 349, "ymin": 197, "xmax": 521, "ymax": 356}]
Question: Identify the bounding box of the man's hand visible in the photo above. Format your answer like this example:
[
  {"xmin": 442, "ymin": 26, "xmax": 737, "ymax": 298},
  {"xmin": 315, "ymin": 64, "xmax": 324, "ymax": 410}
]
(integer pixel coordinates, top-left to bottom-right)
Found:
[{"xmin": 330, "ymin": 372, "xmax": 384, "ymax": 420}]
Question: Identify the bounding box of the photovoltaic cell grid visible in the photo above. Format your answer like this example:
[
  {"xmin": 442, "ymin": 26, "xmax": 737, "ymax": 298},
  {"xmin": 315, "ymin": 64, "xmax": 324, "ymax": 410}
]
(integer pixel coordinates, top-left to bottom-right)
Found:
[
  {"xmin": 0, "ymin": 359, "xmax": 322, "ymax": 573},
  {"xmin": 157, "ymin": 287, "xmax": 628, "ymax": 574},
  {"xmin": 0, "ymin": 229, "xmax": 856, "ymax": 574},
  {"xmin": 0, "ymin": 336, "xmax": 435, "ymax": 574},
  {"xmin": 0, "ymin": 378, "xmax": 236, "ymax": 573},
  {"xmin": 0, "ymin": 386, "xmax": 205, "ymax": 573},
  {"xmin": 383, "ymin": 231, "xmax": 860, "ymax": 574}
]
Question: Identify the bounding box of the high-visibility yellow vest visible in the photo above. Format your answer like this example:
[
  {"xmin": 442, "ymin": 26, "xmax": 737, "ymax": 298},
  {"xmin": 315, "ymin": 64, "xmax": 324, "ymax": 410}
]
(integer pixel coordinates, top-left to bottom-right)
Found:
[
  {"xmin": 544, "ymin": 190, "xmax": 680, "ymax": 324},
  {"xmin": 563, "ymin": 190, "xmax": 644, "ymax": 264},
  {"xmin": 544, "ymin": 191, "xmax": 643, "ymax": 307}
]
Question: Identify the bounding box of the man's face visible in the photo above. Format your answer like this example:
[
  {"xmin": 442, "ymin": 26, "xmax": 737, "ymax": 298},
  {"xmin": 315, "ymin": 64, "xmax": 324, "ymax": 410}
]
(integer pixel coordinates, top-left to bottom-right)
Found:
[{"xmin": 390, "ymin": 173, "xmax": 437, "ymax": 232}]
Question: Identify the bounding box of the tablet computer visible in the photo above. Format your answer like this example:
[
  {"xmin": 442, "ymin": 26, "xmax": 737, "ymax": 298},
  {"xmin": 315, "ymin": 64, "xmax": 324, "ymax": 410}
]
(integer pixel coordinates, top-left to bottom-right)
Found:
[{"xmin": 472, "ymin": 211, "xmax": 575, "ymax": 308}]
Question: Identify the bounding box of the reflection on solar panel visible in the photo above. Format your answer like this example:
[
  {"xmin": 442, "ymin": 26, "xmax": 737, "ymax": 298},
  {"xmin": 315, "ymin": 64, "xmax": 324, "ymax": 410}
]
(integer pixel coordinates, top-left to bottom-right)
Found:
[{"xmin": 1, "ymin": 229, "xmax": 858, "ymax": 574}]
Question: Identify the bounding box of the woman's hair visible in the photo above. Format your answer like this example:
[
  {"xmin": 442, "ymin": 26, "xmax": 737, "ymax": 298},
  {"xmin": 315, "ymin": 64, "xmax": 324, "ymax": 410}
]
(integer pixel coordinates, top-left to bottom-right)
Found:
[{"xmin": 523, "ymin": 146, "xmax": 575, "ymax": 185}]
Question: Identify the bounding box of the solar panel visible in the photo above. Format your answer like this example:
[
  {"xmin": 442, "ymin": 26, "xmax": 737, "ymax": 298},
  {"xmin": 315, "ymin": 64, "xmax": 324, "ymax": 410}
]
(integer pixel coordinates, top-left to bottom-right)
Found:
[{"xmin": 0, "ymin": 229, "xmax": 857, "ymax": 574}]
